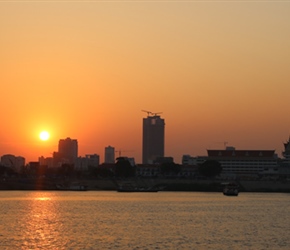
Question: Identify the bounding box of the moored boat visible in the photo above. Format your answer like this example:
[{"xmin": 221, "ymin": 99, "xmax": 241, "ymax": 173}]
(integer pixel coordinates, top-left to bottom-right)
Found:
[
  {"xmin": 117, "ymin": 186, "xmax": 159, "ymax": 192},
  {"xmin": 222, "ymin": 182, "xmax": 239, "ymax": 196},
  {"xmin": 117, "ymin": 182, "xmax": 160, "ymax": 192},
  {"xmin": 56, "ymin": 183, "xmax": 88, "ymax": 191}
]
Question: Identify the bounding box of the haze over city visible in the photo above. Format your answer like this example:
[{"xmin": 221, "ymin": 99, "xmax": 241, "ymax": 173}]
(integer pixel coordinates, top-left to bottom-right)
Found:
[{"xmin": 1, "ymin": 0, "xmax": 290, "ymax": 164}]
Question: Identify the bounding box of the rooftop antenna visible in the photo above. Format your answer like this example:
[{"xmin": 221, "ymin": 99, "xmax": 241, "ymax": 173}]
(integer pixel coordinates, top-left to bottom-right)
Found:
[
  {"xmin": 141, "ymin": 110, "xmax": 152, "ymax": 116},
  {"xmin": 141, "ymin": 110, "xmax": 163, "ymax": 117},
  {"xmin": 115, "ymin": 149, "xmax": 134, "ymax": 157},
  {"xmin": 152, "ymin": 112, "xmax": 162, "ymax": 116},
  {"xmin": 215, "ymin": 141, "xmax": 228, "ymax": 149}
]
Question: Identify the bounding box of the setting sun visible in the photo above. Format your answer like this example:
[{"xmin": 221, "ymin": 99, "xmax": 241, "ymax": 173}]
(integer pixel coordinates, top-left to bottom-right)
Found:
[{"xmin": 39, "ymin": 131, "xmax": 50, "ymax": 141}]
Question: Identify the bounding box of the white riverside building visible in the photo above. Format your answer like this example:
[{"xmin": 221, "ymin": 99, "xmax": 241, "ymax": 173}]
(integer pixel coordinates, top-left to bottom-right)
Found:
[
  {"xmin": 182, "ymin": 146, "xmax": 279, "ymax": 177},
  {"xmin": 207, "ymin": 147, "xmax": 279, "ymax": 176}
]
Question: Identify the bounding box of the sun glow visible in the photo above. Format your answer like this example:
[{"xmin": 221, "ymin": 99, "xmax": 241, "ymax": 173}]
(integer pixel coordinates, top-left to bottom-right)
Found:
[{"xmin": 39, "ymin": 131, "xmax": 50, "ymax": 141}]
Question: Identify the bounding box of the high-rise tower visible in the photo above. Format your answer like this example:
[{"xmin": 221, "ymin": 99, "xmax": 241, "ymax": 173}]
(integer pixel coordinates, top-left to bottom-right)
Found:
[
  {"xmin": 104, "ymin": 145, "xmax": 115, "ymax": 163},
  {"xmin": 58, "ymin": 137, "xmax": 78, "ymax": 164},
  {"xmin": 142, "ymin": 112, "xmax": 165, "ymax": 164}
]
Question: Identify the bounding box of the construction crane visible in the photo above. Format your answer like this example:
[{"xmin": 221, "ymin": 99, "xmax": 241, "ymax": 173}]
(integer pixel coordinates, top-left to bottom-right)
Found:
[
  {"xmin": 141, "ymin": 110, "xmax": 163, "ymax": 117},
  {"xmin": 152, "ymin": 112, "xmax": 162, "ymax": 116},
  {"xmin": 141, "ymin": 110, "xmax": 152, "ymax": 116},
  {"xmin": 115, "ymin": 149, "xmax": 134, "ymax": 157}
]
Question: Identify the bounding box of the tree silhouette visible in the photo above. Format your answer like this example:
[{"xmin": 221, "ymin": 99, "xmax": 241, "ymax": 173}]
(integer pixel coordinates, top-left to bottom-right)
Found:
[
  {"xmin": 115, "ymin": 157, "xmax": 135, "ymax": 177},
  {"xmin": 198, "ymin": 160, "xmax": 222, "ymax": 178},
  {"xmin": 93, "ymin": 167, "xmax": 114, "ymax": 178},
  {"xmin": 0, "ymin": 165, "xmax": 17, "ymax": 177},
  {"xmin": 58, "ymin": 163, "xmax": 74, "ymax": 177},
  {"xmin": 160, "ymin": 162, "xmax": 181, "ymax": 175}
]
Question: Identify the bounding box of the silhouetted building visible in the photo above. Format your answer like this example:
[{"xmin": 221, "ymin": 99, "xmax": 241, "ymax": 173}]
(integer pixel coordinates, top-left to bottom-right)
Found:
[
  {"xmin": 142, "ymin": 114, "xmax": 165, "ymax": 164},
  {"xmin": 182, "ymin": 155, "xmax": 207, "ymax": 166},
  {"xmin": 39, "ymin": 156, "xmax": 54, "ymax": 168},
  {"xmin": 1, "ymin": 154, "xmax": 25, "ymax": 173},
  {"xmin": 86, "ymin": 154, "xmax": 100, "ymax": 167},
  {"xmin": 58, "ymin": 137, "xmax": 78, "ymax": 164},
  {"xmin": 282, "ymin": 137, "xmax": 290, "ymax": 165},
  {"xmin": 154, "ymin": 156, "xmax": 174, "ymax": 164},
  {"xmin": 182, "ymin": 155, "xmax": 197, "ymax": 165},
  {"xmin": 136, "ymin": 164, "xmax": 160, "ymax": 177},
  {"xmin": 74, "ymin": 154, "xmax": 99, "ymax": 171},
  {"xmin": 104, "ymin": 146, "xmax": 115, "ymax": 163}
]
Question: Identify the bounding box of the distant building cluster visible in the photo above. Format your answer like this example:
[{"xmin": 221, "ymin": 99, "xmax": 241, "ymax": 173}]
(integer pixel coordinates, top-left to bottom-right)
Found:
[
  {"xmin": 1, "ymin": 112, "xmax": 290, "ymax": 181},
  {"xmin": 39, "ymin": 137, "xmax": 101, "ymax": 171}
]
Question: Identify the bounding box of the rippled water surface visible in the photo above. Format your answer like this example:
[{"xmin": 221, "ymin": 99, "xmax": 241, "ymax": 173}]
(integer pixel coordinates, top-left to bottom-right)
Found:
[{"xmin": 0, "ymin": 191, "xmax": 290, "ymax": 249}]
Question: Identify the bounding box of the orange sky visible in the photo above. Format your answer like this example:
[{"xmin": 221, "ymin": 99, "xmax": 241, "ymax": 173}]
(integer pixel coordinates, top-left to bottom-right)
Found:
[{"xmin": 1, "ymin": 1, "xmax": 290, "ymax": 164}]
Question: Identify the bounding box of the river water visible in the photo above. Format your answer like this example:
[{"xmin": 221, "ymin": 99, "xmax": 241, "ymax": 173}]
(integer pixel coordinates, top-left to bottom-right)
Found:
[{"xmin": 0, "ymin": 191, "xmax": 289, "ymax": 249}]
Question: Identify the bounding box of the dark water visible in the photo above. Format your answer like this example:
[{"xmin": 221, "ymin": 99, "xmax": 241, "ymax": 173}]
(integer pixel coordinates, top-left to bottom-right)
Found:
[{"xmin": 0, "ymin": 191, "xmax": 289, "ymax": 249}]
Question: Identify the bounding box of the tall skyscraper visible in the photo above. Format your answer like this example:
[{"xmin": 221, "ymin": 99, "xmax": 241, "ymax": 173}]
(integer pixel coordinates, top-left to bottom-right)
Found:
[
  {"xmin": 142, "ymin": 114, "xmax": 165, "ymax": 164},
  {"xmin": 58, "ymin": 137, "xmax": 78, "ymax": 164},
  {"xmin": 104, "ymin": 145, "xmax": 115, "ymax": 163}
]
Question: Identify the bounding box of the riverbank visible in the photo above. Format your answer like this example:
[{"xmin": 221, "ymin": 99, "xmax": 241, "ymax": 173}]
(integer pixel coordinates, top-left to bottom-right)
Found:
[{"xmin": 1, "ymin": 177, "xmax": 290, "ymax": 192}]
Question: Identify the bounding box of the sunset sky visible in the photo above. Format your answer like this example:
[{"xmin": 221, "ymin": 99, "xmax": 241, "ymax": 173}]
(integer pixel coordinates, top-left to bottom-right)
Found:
[{"xmin": 1, "ymin": 0, "xmax": 290, "ymax": 164}]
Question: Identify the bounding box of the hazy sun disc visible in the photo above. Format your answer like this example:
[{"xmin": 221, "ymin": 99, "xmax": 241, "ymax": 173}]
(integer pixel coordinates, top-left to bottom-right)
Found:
[{"xmin": 39, "ymin": 131, "xmax": 50, "ymax": 141}]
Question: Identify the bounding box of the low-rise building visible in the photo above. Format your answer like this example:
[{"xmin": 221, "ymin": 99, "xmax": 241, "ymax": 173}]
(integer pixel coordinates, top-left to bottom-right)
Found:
[
  {"xmin": 75, "ymin": 154, "xmax": 100, "ymax": 171},
  {"xmin": 39, "ymin": 156, "xmax": 54, "ymax": 168},
  {"xmin": 207, "ymin": 147, "xmax": 278, "ymax": 178},
  {"xmin": 1, "ymin": 154, "xmax": 25, "ymax": 173},
  {"xmin": 136, "ymin": 164, "xmax": 160, "ymax": 177}
]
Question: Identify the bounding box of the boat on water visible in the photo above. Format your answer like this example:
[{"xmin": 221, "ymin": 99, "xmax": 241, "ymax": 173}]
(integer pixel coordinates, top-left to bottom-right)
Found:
[
  {"xmin": 222, "ymin": 182, "xmax": 239, "ymax": 196},
  {"xmin": 117, "ymin": 186, "xmax": 159, "ymax": 192},
  {"xmin": 56, "ymin": 183, "xmax": 88, "ymax": 191},
  {"xmin": 117, "ymin": 182, "xmax": 161, "ymax": 192}
]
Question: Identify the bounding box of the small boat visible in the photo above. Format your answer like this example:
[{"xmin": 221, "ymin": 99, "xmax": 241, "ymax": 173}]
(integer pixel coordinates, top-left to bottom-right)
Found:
[
  {"xmin": 222, "ymin": 182, "xmax": 239, "ymax": 196},
  {"xmin": 117, "ymin": 187, "xmax": 159, "ymax": 192},
  {"xmin": 56, "ymin": 183, "xmax": 88, "ymax": 191},
  {"xmin": 117, "ymin": 183, "xmax": 159, "ymax": 192}
]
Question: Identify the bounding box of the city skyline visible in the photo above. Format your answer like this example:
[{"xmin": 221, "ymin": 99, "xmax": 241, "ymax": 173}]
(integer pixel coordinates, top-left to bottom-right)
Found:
[
  {"xmin": 1, "ymin": 123, "xmax": 289, "ymax": 165},
  {"xmin": 1, "ymin": 1, "xmax": 290, "ymax": 164}
]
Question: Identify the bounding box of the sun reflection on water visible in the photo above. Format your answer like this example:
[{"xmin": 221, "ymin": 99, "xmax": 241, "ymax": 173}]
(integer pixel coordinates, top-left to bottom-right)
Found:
[
  {"xmin": 1, "ymin": 192, "xmax": 290, "ymax": 249},
  {"xmin": 34, "ymin": 197, "xmax": 51, "ymax": 201},
  {"xmin": 20, "ymin": 192, "xmax": 64, "ymax": 249}
]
